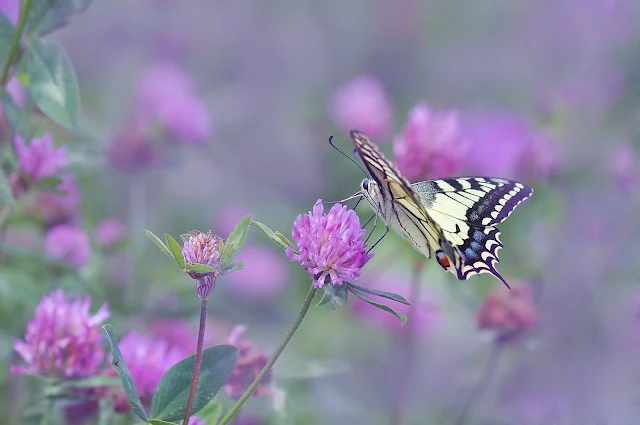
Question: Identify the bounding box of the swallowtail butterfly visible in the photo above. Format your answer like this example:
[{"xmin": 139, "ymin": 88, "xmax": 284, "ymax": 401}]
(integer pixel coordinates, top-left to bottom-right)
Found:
[{"xmin": 350, "ymin": 130, "xmax": 533, "ymax": 288}]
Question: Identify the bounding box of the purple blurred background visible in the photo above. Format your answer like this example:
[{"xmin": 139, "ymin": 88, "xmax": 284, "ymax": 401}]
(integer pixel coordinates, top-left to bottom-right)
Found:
[{"xmin": 4, "ymin": 0, "xmax": 640, "ymax": 424}]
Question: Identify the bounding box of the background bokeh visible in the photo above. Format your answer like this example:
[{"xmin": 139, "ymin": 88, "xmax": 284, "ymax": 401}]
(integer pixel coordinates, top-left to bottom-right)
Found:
[{"xmin": 2, "ymin": 0, "xmax": 640, "ymax": 424}]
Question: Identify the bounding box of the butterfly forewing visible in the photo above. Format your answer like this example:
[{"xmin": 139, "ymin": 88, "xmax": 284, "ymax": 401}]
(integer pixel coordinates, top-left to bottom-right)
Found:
[{"xmin": 349, "ymin": 130, "xmax": 532, "ymax": 288}]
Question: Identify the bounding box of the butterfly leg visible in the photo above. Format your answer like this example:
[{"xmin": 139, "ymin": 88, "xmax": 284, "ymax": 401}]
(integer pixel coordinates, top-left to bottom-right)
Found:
[
  {"xmin": 367, "ymin": 225, "xmax": 390, "ymax": 253},
  {"xmin": 363, "ymin": 213, "xmax": 378, "ymax": 244}
]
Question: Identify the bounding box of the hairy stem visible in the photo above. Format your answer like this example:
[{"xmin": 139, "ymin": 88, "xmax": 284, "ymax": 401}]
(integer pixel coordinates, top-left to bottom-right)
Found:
[
  {"xmin": 0, "ymin": 0, "xmax": 31, "ymax": 87},
  {"xmin": 217, "ymin": 285, "xmax": 317, "ymax": 425},
  {"xmin": 454, "ymin": 342, "xmax": 503, "ymax": 425},
  {"xmin": 182, "ymin": 296, "xmax": 208, "ymax": 425},
  {"xmin": 388, "ymin": 260, "xmax": 424, "ymax": 425}
]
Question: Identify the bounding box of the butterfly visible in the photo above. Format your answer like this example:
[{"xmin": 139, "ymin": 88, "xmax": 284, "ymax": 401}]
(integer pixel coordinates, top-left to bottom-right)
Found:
[{"xmin": 349, "ymin": 130, "xmax": 533, "ymax": 288}]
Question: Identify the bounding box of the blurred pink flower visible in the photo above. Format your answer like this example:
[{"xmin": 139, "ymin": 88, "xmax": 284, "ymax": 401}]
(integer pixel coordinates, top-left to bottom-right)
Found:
[
  {"xmin": 611, "ymin": 143, "xmax": 638, "ymax": 194},
  {"xmin": 109, "ymin": 331, "xmax": 187, "ymax": 412},
  {"xmin": 45, "ymin": 224, "xmax": 91, "ymax": 268},
  {"xmin": 216, "ymin": 203, "xmax": 252, "ymax": 236},
  {"xmin": 352, "ymin": 271, "xmax": 438, "ymax": 334},
  {"xmin": 477, "ymin": 282, "xmax": 538, "ymax": 341},
  {"xmin": 12, "ymin": 290, "xmax": 110, "ymax": 378},
  {"xmin": 225, "ymin": 244, "xmax": 289, "ymax": 300},
  {"xmin": 95, "ymin": 218, "xmax": 126, "ymax": 247},
  {"xmin": 539, "ymin": 67, "xmax": 623, "ymax": 123},
  {"xmin": 107, "ymin": 122, "xmax": 157, "ymax": 173},
  {"xmin": 188, "ymin": 417, "xmax": 206, "ymax": 425},
  {"xmin": 14, "ymin": 133, "xmax": 66, "ymax": 182},
  {"xmin": 392, "ymin": 102, "xmax": 469, "ymax": 181},
  {"xmin": 225, "ymin": 325, "xmax": 272, "ymax": 400},
  {"xmin": 329, "ymin": 75, "xmax": 394, "ymax": 142},
  {"xmin": 286, "ymin": 200, "xmax": 372, "ymax": 288},
  {"xmin": 148, "ymin": 318, "xmax": 214, "ymax": 354},
  {"xmin": 464, "ymin": 111, "xmax": 557, "ymax": 180},
  {"xmin": 135, "ymin": 62, "xmax": 213, "ymax": 144},
  {"xmin": 33, "ymin": 173, "xmax": 81, "ymax": 229},
  {"xmin": 182, "ymin": 230, "xmax": 222, "ymax": 298},
  {"xmin": 0, "ymin": 0, "xmax": 18, "ymax": 24}
]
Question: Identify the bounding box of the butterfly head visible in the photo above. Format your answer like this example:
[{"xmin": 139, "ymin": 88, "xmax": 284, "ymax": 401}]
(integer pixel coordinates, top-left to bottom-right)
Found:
[{"xmin": 360, "ymin": 176, "xmax": 392, "ymax": 223}]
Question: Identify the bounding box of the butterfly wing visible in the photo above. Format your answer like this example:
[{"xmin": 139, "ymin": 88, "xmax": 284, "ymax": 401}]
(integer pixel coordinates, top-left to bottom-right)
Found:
[
  {"xmin": 350, "ymin": 130, "xmax": 445, "ymax": 259},
  {"xmin": 412, "ymin": 178, "xmax": 533, "ymax": 286}
]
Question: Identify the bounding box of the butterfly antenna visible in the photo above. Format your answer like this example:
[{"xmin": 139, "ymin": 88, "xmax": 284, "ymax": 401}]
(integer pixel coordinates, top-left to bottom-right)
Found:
[
  {"xmin": 328, "ymin": 135, "xmax": 368, "ymax": 177},
  {"xmin": 322, "ymin": 191, "xmax": 362, "ymax": 206}
]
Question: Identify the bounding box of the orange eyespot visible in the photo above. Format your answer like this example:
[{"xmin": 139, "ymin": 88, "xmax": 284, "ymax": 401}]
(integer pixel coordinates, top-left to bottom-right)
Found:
[{"xmin": 436, "ymin": 250, "xmax": 450, "ymax": 270}]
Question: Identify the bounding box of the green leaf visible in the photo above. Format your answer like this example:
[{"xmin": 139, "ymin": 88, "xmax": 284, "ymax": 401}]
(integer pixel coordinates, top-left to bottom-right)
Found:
[
  {"xmin": 33, "ymin": 176, "xmax": 63, "ymax": 193},
  {"xmin": 144, "ymin": 230, "xmax": 173, "ymax": 259},
  {"xmin": 164, "ymin": 234, "xmax": 185, "ymax": 269},
  {"xmin": 101, "ymin": 324, "xmax": 149, "ymax": 422},
  {"xmin": 0, "ymin": 89, "xmax": 20, "ymax": 132},
  {"xmin": 66, "ymin": 375, "xmax": 121, "ymax": 388},
  {"xmin": 275, "ymin": 358, "xmax": 352, "ymax": 379},
  {"xmin": 250, "ymin": 221, "xmax": 290, "ymax": 250},
  {"xmin": 148, "ymin": 421, "xmax": 176, "ymax": 425},
  {"xmin": 196, "ymin": 402, "xmax": 222, "ymax": 425},
  {"xmin": 219, "ymin": 261, "xmax": 244, "ymax": 276},
  {"xmin": 0, "ymin": 13, "xmax": 14, "ymax": 64},
  {"xmin": 27, "ymin": 0, "xmax": 93, "ymax": 37},
  {"xmin": 23, "ymin": 39, "xmax": 79, "ymax": 129},
  {"xmin": 184, "ymin": 263, "xmax": 214, "ymax": 274},
  {"xmin": 274, "ymin": 231, "xmax": 296, "ymax": 249},
  {"xmin": 220, "ymin": 215, "xmax": 252, "ymax": 268},
  {"xmin": 347, "ymin": 287, "xmax": 407, "ymax": 325},
  {"xmin": 219, "ymin": 242, "xmax": 233, "ymax": 260},
  {"xmin": 150, "ymin": 345, "xmax": 238, "ymax": 422},
  {"xmin": 316, "ymin": 284, "xmax": 348, "ymax": 311},
  {"xmin": 346, "ymin": 282, "xmax": 410, "ymax": 305},
  {"xmin": 0, "ymin": 170, "xmax": 14, "ymax": 207}
]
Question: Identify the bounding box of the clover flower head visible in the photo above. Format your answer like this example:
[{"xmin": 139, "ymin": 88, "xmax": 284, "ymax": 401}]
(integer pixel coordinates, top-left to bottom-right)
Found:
[
  {"xmin": 392, "ymin": 102, "xmax": 469, "ymax": 181},
  {"xmin": 224, "ymin": 325, "xmax": 272, "ymax": 400},
  {"xmin": 44, "ymin": 224, "xmax": 91, "ymax": 268},
  {"xmin": 286, "ymin": 200, "xmax": 372, "ymax": 288},
  {"xmin": 14, "ymin": 132, "xmax": 66, "ymax": 182},
  {"xmin": 12, "ymin": 290, "xmax": 110, "ymax": 378}
]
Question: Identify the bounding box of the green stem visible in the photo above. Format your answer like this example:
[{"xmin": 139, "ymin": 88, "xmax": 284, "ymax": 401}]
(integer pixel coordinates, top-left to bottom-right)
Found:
[
  {"xmin": 40, "ymin": 398, "xmax": 53, "ymax": 425},
  {"xmin": 182, "ymin": 296, "xmax": 208, "ymax": 425},
  {"xmin": 388, "ymin": 260, "xmax": 424, "ymax": 425},
  {"xmin": 0, "ymin": 0, "xmax": 32, "ymax": 87},
  {"xmin": 454, "ymin": 342, "xmax": 503, "ymax": 425},
  {"xmin": 217, "ymin": 285, "xmax": 318, "ymax": 425}
]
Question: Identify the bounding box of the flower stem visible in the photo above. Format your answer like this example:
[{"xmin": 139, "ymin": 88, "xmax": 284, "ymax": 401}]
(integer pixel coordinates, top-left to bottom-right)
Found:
[
  {"xmin": 388, "ymin": 260, "xmax": 424, "ymax": 425},
  {"xmin": 217, "ymin": 285, "xmax": 318, "ymax": 425},
  {"xmin": 0, "ymin": 0, "xmax": 32, "ymax": 88},
  {"xmin": 454, "ymin": 342, "xmax": 503, "ymax": 425},
  {"xmin": 40, "ymin": 398, "xmax": 53, "ymax": 425},
  {"xmin": 182, "ymin": 296, "xmax": 208, "ymax": 425}
]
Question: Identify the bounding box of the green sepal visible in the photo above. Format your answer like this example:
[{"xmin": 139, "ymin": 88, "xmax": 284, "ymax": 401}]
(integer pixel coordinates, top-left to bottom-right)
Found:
[
  {"xmin": 220, "ymin": 215, "xmax": 251, "ymax": 268},
  {"xmin": 184, "ymin": 263, "xmax": 214, "ymax": 274},
  {"xmin": 250, "ymin": 220, "xmax": 292, "ymax": 251},
  {"xmin": 144, "ymin": 230, "xmax": 173, "ymax": 259},
  {"xmin": 315, "ymin": 284, "xmax": 348, "ymax": 311},
  {"xmin": 219, "ymin": 262, "xmax": 244, "ymax": 276},
  {"xmin": 164, "ymin": 234, "xmax": 185, "ymax": 269}
]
